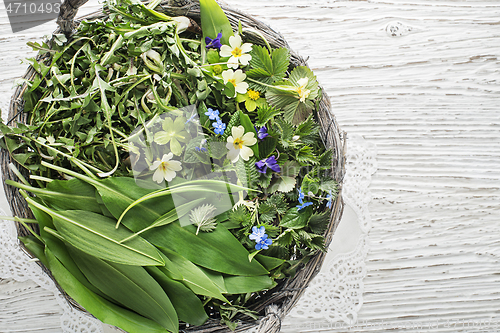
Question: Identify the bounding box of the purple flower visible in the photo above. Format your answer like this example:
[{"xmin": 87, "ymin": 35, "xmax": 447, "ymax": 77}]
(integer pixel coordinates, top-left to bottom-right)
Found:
[
  {"xmin": 249, "ymin": 226, "xmax": 266, "ymax": 242},
  {"xmin": 255, "ymin": 234, "xmax": 273, "ymax": 250},
  {"xmin": 255, "ymin": 155, "xmax": 281, "ymax": 174},
  {"xmin": 254, "ymin": 126, "xmax": 269, "ymax": 140},
  {"xmin": 205, "ymin": 33, "xmax": 223, "ymax": 49},
  {"xmin": 205, "ymin": 108, "xmax": 220, "ymax": 120},
  {"xmin": 296, "ymin": 201, "xmax": 313, "ymax": 211},
  {"xmin": 213, "ymin": 119, "xmax": 226, "ymax": 135}
]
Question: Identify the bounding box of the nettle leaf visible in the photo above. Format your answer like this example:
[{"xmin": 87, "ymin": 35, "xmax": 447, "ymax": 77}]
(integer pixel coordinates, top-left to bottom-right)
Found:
[
  {"xmin": 256, "ymin": 105, "xmax": 282, "ymax": 127},
  {"xmin": 274, "ymin": 118, "xmax": 295, "ymax": 149},
  {"xmin": 280, "ymin": 205, "xmax": 313, "ymax": 229},
  {"xmin": 258, "ymin": 136, "xmax": 277, "ymax": 159},
  {"xmin": 319, "ymin": 149, "xmax": 333, "ymax": 169},
  {"xmin": 269, "ymin": 160, "xmax": 300, "ymax": 193},
  {"xmin": 308, "ymin": 211, "xmax": 331, "ymax": 235},
  {"xmin": 296, "ymin": 145, "xmax": 318, "ymax": 166}
]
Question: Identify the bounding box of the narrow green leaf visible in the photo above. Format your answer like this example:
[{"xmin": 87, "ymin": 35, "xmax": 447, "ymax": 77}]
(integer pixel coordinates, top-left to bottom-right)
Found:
[
  {"xmin": 239, "ymin": 111, "xmax": 259, "ymax": 158},
  {"xmin": 45, "ymin": 249, "xmax": 169, "ymax": 333},
  {"xmin": 223, "ymin": 275, "xmax": 275, "ymax": 294},
  {"xmin": 160, "ymin": 248, "xmax": 228, "ymax": 302},
  {"xmin": 26, "ymin": 197, "xmax": 164, "ymax": 266},
  {"xmin": 147, "ymin": 266, "xmax": 208, "ymax": 326},
  {"xmin": 198, "ymin": 267, "xmax": 227, "ymax": 293},
  {"xmin": 200, "ymin": 0, "xmax": 234, "ymax": 46},
  {"xmin": 19, "ymin": 235, "xmax": 49, "ymax": 268}
]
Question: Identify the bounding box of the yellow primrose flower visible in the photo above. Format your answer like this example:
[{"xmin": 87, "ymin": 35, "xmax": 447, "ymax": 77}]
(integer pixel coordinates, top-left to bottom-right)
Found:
[
  {"xmin": 236, "ymin": 89, "xmax": 267, "ymax": 111},
  {"xmin": 220, "ymin": 34, "xmax": 253, "ymax": 69},
  {"xmin": 226, "ymin": 125, "xmax": 257, "ymax": 163},
  {"xmin": 222, "ymin": 69, "xmax": 249, "ymax": 96},
  {"xmin": 295, "ymin": 77, "xmax": 311, "ymax": 102},
  {"xmin": 150, "ymin": 153, "xmax": 182, "ymax": 183}
]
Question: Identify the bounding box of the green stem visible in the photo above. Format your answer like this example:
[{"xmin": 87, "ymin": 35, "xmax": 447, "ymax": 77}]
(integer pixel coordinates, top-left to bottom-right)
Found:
[
  {"xmin": 15, "ymin": 217, "xmax": 44, "ymax": 244},
  {"xmin": 8, "ymin": 163, "xmax": 29, "ymax": 186},
  {"xmin": 0, "ymin": 216, "xmax": 38, "ymax": 224}
]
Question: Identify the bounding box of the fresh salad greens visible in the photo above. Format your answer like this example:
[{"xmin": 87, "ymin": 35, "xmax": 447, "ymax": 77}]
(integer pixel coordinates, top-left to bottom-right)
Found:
[{"xmin": 0, "ymin": 0, "xmax": 338, "ymax": 331}]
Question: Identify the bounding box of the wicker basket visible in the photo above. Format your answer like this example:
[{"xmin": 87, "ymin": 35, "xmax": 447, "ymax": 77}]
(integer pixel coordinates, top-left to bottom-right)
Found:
[{"xmin": 1, "ymin": 0, "xmax": 346, "ymax": 332}]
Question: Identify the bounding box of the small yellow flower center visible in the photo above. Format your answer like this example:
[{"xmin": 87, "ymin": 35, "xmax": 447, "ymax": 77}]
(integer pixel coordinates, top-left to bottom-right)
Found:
[
  {"xmin": 213, "ymin": 64, "xmax": 223, "ymax": 75},
  {"xmin": 247, "ymin": 90, "xmax": 260, "ymax": 101},
  {"xmin": 231, "ymin": 47, "xmax": 243, "ymax": 58},
  {"xmin": 228, "ymin": 78, "xmax": 237, "ymax": 87},
  {"xmin": 233, "ymin": 138, "xmax": 244, "ymax": 149}
]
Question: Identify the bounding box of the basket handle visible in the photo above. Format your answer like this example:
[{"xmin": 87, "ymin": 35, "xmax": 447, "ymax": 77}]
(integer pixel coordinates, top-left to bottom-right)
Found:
[{"xmin": 57, "ymin": 0, "xmax": 89, "ymax": 35}]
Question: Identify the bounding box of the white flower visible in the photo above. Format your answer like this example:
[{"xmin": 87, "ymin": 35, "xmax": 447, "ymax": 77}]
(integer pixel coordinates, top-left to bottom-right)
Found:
[
  {"xmin": 222, "ymin": 69, "xmax": 249, "ymax": 96},
  {"xmin": 150, "ymin": 153, "xmax": 182, "ymax": 183},
  {"xmin": 226, "ymin": 125, "xmax": 257, "ymax": 163},
  {"xmin": 220, "ymin": 34, "xmax": 252, "ymax": 69},
  {"xmin": 295, "ymin": 77, "xmax": 311, "ymax": 102}
]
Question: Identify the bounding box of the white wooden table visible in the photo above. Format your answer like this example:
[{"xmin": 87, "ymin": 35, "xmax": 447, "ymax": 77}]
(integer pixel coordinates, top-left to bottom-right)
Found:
[{"xmin": 1, "ymin": 0, "xmax": 500, "ymax": 332}]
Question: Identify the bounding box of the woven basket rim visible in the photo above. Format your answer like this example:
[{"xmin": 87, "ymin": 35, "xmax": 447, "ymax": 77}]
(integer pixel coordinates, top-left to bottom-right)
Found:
[{"xmin": 1, "ymin": 1, "xmax": 346, "ymax": 332}]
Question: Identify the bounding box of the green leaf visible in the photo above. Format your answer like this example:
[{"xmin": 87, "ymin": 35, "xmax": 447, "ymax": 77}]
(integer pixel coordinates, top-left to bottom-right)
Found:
[
  {"xmin": 45, "ymin": 249, "xmax": 169, "ymax": 333},
  {"xmin": 255, "ymin": 254, "xmax": 285, "ymax": 271},
  {"xmin": 26, "ymin": 197, "xmax": 164, "ymax": 267},
  {"xmin": 145, "ymin": 223, "xmax": 268, "ymax": 276},
  {"xmin": 308, "ymin": 211, "xmax": 331, "ymax": 235},
  {"xmin": 258, "ymin": 136, "xmax": 277, "ymax": 159},
  {"xmin": 160, "ymin": 248, "xmax": 228, "ymax": 302},
  {"xmin": 269, "ymin": 160, "xmax": 300, "ymax": 193},
  {"xmin": 234, "ymin": 157, "xmax": 260, "ymax": 189},
  {"xmin": 239, "ymin": 111, "xmax": 259, "ymax": 158},
  {"xmin": 146, "ymin": 266, "xmax": 208, "ymax": 326},
  {"xmin": 69, "ymin": 247, "xmax": 178, "ymax": 333},
  {"xmin": 279, "ymin": 206, "xmax": 312, "ymax": 229},
  {"xmin": 296, "ymin": 145, "xmax": 318, "ymax": 166},
  {"xmin": 19, "ymin": 235, "xmax": 49, "ymax": 268},
  {"xmin": 200, "ymin": 0, "xmax": 234, "ymax": 46},
  {"xmin": 256, "ymin": 105, "xmax": 282, "ymax": 127},
  {"xmin": 248, "ymin": 46, "xmax": 289, "ymax": 85},
  {"xmin": 198, "ymin": 266, "xmax": 227, "ymax": 293},
  {"xmin": 224, "ymin": 275, "xmax": 276, "ymax": 294}
]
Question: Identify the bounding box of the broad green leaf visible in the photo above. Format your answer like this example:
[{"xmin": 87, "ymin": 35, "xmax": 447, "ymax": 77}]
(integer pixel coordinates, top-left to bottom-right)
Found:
[
  {"xmin": 271, "ymin": 48, "xmax": 290, "ymax": 79},
  {"xmin": 308, "ymin": 211, "xmax": 331, "ymax": 235},
  {"xmin": 200, "ymin": 0, "xmax": 234, "ymax": 46},
  {"xmin": 198, "ymin": 267, "xmax": 227, "ymax": 293},
  {"xmin": 147, "ymin": 266, "xmax": 208, "ymax": 326},
  {"xmin": 279, "ymin": 206, "xmax": 313, "ymax": 229},
  {"xmin": 248, "ymin": 46, "xmax": 289, "ymax": 84},
  {"xmin": 255, "ymin": 254, "xmax": 285, "ymax": 271},
  {"xmin": 223, "ymin": 275, "xmax": 276, "ymax": 294},
  {"xmin": 69, "ymin": 247, "xmax": 178, "ymax": 333},
  {"xmin": 19, "ymin": 235, "xmax": 49, "ymax": 268},
  {"xmin": 45, "ymin": 249, "xmax": 169, "ymax": 333},
  {"xmin": 145, "ymin": 223, "xmax": 268, "ymax": 276},
  {"xmin": 26, "ymin": 197, "xmax": 164, "ymax": 266},
  {"xmin": 269, "ymin": 175, "xmax": 296, "ymax": 193},
  {"xmin": 289, "ymin": 66, "xmax": 319, "ymax": 100},
  {"xmin": 160, "ymin": 248, "xmax": 228, "ymax": 302}
]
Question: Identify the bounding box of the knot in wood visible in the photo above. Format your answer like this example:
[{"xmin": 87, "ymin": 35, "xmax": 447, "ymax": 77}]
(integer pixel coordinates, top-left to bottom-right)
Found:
[{"xmin": 385, "ymin": 21, "xmax": 412, "ymax": 37}]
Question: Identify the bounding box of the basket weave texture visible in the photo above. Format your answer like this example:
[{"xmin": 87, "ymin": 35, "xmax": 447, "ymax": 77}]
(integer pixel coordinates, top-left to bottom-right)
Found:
[{"xmin": 1, "ymin": 0, "xmax": 346, "ymax": 332}]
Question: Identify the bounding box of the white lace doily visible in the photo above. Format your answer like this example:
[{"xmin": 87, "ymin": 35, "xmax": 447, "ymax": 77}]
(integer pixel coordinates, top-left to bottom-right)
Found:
[
  {"xmin": 0, "ymin": 134, "xmax": 376, "ymax": 333},
  {"xmin": 282, "ymin": 134, "xmax": 377, "ymax": 330}
]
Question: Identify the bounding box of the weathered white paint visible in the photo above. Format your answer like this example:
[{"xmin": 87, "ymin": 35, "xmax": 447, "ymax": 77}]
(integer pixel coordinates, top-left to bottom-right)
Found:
[{"xmin": 1, "ymin": 0, "xmax": 500, "ymax": 332}]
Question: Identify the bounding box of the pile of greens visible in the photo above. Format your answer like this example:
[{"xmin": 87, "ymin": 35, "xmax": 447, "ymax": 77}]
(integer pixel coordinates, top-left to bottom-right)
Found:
[{"xmin": 0, "ymin": 0, "xmax": 338, "ymax": 332}]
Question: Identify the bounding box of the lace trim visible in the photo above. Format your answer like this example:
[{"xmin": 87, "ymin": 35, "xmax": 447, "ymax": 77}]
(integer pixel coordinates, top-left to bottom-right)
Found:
[{"xmin": 284, "ymin": 134, "xmax": 377, "ymax": 326}]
